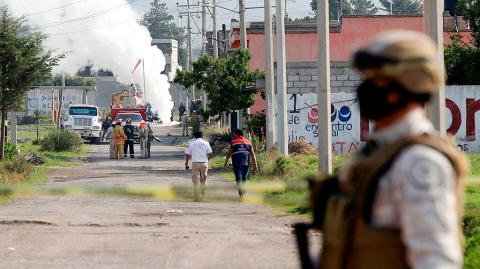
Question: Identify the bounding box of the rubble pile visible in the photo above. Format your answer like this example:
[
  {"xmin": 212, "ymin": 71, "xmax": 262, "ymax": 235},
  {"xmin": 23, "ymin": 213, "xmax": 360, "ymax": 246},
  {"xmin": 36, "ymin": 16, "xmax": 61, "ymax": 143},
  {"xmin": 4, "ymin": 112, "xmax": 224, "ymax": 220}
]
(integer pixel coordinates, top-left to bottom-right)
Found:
[
  {"xmin": 17, "ymin": 138, "xmax": 32, "ymax": 144},
  {"xmin": 288, "ymin": 141, "xmax": 316, "ymax": 155},
  {"xmin": 23, "ymin": 153, "xmax": 44, "ymax": 166}
]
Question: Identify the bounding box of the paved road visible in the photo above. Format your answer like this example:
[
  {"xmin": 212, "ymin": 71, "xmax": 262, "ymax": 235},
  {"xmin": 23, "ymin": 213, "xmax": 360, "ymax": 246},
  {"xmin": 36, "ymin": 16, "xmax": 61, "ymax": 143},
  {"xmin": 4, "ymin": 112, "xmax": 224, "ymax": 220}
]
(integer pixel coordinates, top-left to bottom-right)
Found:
[{"xmin": 0, "ymin": 126, "xmax": 300, "ymax": 269}]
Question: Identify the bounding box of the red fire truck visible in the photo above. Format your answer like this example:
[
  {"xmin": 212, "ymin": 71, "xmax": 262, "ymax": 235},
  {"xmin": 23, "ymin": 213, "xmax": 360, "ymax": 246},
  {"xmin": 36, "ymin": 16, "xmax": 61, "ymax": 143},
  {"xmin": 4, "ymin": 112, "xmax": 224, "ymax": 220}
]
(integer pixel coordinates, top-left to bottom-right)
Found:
[{"xmin": 111, "ymin": 89, "xmax": 147, "ymax": 142}]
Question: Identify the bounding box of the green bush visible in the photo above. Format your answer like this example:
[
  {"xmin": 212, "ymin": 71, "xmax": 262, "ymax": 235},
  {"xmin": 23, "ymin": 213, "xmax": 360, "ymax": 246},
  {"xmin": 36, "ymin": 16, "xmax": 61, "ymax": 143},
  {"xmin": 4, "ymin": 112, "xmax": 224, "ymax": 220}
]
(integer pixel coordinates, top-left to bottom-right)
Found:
[
  {"xmin": 274, "ymin": 157, "xmax": 289, "ymax": 176},
  {"xmin": 3, "ymin": 157, "xmax": 32, "ymax": 175},
  {"xmin": 245, "ymin": 112, "xmax": 266, "ymax": 141},
  {"xmin": 41, "ymin": 129, "xmax": 83, "ymax": 152},
  {"xmin": 4, "ymin": 142, "xmax": 17, "ymax": 160},
  {"xmin": 464, "ymin": 214, "xmax": 480, "ymax": 269}
]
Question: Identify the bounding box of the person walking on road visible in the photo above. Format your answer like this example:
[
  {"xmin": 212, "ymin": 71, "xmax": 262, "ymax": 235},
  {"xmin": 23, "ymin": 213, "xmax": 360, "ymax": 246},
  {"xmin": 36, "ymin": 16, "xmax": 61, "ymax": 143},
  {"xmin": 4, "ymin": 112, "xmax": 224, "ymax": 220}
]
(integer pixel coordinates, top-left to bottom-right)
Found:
[
  {"xmin": 123, "ymin": 118, "xmax": 135, "ymax": 158},
  {"xmin": 185, "ymin": 131, "xmax": 213, "ymax": 201},
  {"xmin": 101, "ymin": 117, "xmax": 112, "ymax": 141},
  {"xmin": 179, "ymin": 102, "xmax": 186, "ymax": 121},
  {"xmin": 104, "ymin": 121, "xmax": 116, "ymax": 159},
  {"xmin": 181, "ymin": 113, "xmax": 189, "ymax": 137},
  {"xmin": 190, "ymin": 111, "xmax": 200, "ymax": 134},
  {"xmin": 145, "ymin": 122, "xmax": 154, "ymax": 158},
  {"xmin": 224, "ymin": 129, "xmax": 258, "ymax": 198},
  {"xmin": 139, "ymin": 120, "xmax": 150, "ymax": 159},
  {"xmin": 316, "ymin": 31, "xmax": 469, "ymax": 269},
  {"xmin": 113, "ymin": 120, "xmax": 127, "ymax": 160}
]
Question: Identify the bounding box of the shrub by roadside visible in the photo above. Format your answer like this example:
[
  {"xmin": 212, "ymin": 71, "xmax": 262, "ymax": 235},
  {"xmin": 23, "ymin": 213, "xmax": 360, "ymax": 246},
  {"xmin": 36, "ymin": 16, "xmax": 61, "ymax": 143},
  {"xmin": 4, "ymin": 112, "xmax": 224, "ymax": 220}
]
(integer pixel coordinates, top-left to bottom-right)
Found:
[
  {"xmin": 0, "ymin": 157, "xmax": 33, "ymax": 184},
  {"xmin": 41, "ymin": 129, "xmax": 83, "ymax": 152},
  {"xmin": 464, "ymin": 183, "xmax": 480, "ymax": 268}
]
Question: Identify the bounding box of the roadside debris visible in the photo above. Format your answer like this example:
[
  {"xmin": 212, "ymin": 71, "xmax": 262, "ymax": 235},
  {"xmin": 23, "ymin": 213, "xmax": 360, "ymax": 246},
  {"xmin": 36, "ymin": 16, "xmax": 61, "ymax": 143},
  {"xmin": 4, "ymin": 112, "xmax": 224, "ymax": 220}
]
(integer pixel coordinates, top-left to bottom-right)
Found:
[{"xmin": 23, "ymin": 153, "xmax": 44, "ymax": 166}]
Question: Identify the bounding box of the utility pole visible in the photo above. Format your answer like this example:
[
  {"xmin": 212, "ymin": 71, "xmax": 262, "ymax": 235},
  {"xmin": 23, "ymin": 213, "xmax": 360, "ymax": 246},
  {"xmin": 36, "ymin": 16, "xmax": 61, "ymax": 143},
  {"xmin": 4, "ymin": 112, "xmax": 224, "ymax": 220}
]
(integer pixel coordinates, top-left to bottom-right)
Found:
[
  {"xmin": 239, "ymin": 0, "xmax": 247, "ymax": 48},
  {"xmin": 186, "ymin": 0, "xmax": 194, "ymax": 109},
  {"xmin": 222, "ymin": 24, "xmax": 227, "ymax": 57},
  {"xmin": 212, "ymin": 0, "xmax": 219, "ymax": 60},
  {"xmin": 142, "ymin": 58, "xmax": 147, "ymax": 104},
  {"xmin": 57, "ymin": 72, "xmax": 65, "ymax": 129},
  {"xmin": 201, "ymin": 0, "xmax": 207, "ymax": 53},
  {"xmin": 264, "ymin": 0, "xmax": 276, "ymax": 149},
  {"xmin": 10, "ymin": 112, "xmax": 17, "ymax": 148},
  {"xmin": 318, "ymin": 0, "xmax": 333, "ymax": 173},
  {"xmin": 276, "ymin": 0, "xmax": 288, "ymax": 156},
  {"xmin": 424, "ymin": 0, "xmax": 445, "ymax": 134},
  {"xmin": 201, "ymin": 0, "xmax": 208, "ymax": 111}
]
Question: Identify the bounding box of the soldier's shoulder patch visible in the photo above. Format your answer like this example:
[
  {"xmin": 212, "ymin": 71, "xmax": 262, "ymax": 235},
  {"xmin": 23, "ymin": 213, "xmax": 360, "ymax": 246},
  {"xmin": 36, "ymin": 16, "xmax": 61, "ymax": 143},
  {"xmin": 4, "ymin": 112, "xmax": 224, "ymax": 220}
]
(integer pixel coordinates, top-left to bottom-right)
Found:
[{"xmin": 408, "ymin": 158, "xmax": 444, "ymax": 191}]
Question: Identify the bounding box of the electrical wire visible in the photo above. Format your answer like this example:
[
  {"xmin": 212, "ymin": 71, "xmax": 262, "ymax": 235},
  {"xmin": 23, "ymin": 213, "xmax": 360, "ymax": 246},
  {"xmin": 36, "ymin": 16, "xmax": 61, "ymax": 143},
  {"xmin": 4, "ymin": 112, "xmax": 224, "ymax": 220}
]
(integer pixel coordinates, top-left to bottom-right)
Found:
[
  {"xmin": 23, "ymin": 0, "xmax": 91, "ymax": 17},
  {"xmin": 45, "ymin": 20, "xmax": 135, "ymax": 36},
  {"xmin": 27, "ymin": 0, "xmax": 140, "ymax": 31}
]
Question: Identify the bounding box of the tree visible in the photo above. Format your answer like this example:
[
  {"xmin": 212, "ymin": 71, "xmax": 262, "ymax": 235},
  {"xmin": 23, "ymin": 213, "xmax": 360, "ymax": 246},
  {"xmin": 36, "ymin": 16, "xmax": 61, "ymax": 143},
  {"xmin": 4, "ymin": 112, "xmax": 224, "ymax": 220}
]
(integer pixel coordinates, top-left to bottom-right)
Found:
[
  {"xmin": 37, "ymin": 74, "xmax": 96, "ymax": 86},
  {"xmin": 456, "ymin": 0, "xmax": 480, "ymax": 49},
  {"xmin": 294, "ymin": 16, "xmax": 316, "ymax": 22},
  {"xmin": 351, "ymin": 0, "xmax": 378, "ymax": 15},
  {"xmin": 378, "ymin": 0, "xmax": 423, "ymax": 15},
  {"xmin": 141, "ymin": 0, "xmax": 187, "ymax": 67},
  {"xmin": 31, "ymin": 109, "xmax": 47, "ymax": 141},
  {"xmin": 444, "ymin": 0, "xmax": 480, "ymax": 85},
  {"xmin": 0, "ymin": 7, "xmax": 62, "ymax": 159},
  {"xmin": 174, "ymin": 49, "xmax": 264, "ymax": 118},
  {"xmin": 444, "ymin": 35, "xmax": 479, "ymax": 84},
  {"xmin": 310, "ymin": 0, "xmax": 353, "ymax": 20}
]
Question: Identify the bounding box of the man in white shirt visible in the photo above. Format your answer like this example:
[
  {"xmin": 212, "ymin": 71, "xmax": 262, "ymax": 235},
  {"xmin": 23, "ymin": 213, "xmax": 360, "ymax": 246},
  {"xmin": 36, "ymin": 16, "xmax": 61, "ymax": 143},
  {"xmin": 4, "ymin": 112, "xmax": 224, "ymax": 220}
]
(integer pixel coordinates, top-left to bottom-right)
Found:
[{"xmin": 185, "ymin": 131, "xmax": 213, "ymax": 201}]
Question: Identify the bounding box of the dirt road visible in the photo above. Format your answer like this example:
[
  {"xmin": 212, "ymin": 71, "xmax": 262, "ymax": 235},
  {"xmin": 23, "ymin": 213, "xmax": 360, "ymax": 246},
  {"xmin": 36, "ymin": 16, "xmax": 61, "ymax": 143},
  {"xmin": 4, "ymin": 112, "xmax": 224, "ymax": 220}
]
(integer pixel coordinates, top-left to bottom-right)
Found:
[{"xmin": 0, "ymin": 126, "xmax": 300, "ymax": 269}]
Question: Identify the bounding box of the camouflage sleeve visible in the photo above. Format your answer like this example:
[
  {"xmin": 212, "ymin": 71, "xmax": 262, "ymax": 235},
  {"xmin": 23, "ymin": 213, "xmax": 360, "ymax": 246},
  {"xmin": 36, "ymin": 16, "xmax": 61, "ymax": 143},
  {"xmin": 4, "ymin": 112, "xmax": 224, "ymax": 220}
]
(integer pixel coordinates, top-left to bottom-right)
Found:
[{"xmin": 391, "ymin": 145, "xmax": 462, "ymax": 269}]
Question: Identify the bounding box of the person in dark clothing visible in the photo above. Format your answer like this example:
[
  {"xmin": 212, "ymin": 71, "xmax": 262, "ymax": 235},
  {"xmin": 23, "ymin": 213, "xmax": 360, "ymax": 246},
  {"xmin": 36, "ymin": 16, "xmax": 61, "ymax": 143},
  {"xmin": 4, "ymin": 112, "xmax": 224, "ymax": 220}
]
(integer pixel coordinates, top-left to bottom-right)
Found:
[
  {"xmin": 101, "ymin": 117, "xmax": 112, "ymax": 141},
  {"xmin": 178, "ymin": 102, "xmax": 186, "ymax": 121},
  {"xmin": 224, "ymin": 129, "xmax": 258, "ymax": 197},
  {"xmin": 123, "ymin": 118, "xmax": 135, "ymax": 158}
]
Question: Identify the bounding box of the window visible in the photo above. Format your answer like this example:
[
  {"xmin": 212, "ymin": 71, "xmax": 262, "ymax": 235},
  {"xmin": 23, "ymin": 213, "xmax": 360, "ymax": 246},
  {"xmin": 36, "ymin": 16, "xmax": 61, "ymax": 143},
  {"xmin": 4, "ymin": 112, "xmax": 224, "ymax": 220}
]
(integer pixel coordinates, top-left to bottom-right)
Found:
[
  {"xmin": 116, "ymin": 113, "xmax": 143, "ymax": 122},
  {"xmin": 69, "ymin": 107, "xmax": 98, "ymax": 116}
]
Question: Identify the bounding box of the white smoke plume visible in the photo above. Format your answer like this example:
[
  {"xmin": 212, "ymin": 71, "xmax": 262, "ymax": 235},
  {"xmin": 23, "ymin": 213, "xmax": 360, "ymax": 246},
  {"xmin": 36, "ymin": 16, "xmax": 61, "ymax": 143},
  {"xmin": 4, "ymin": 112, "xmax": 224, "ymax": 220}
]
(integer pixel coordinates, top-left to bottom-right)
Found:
[{"xmin": 2, "ymin": 0, "xmax": 173, "ymax": 122}]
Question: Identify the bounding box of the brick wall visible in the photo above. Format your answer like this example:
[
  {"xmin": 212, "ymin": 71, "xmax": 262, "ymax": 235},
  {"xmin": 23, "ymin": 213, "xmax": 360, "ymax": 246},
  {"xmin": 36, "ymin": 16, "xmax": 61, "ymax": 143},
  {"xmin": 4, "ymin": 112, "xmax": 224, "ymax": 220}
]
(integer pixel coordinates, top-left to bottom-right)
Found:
[{"xmin": 284, "ymin": 61, "xmax": 362, "ymax": 94}]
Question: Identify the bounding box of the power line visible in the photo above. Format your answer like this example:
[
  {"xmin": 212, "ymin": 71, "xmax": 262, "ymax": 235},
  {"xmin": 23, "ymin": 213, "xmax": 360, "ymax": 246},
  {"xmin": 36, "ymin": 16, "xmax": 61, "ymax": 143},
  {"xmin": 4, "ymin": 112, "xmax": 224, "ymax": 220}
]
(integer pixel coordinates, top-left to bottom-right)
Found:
[
  {"xmin": 27, "ymin": 0, "xmax": 140, "ymax": 31},
  {"xmin": 45, "ymin": 20, "xmax": 135, "ymax": 36},
  {"xmin": 23, "ymin": 0, "xmax": 91, "ymax": 17}
]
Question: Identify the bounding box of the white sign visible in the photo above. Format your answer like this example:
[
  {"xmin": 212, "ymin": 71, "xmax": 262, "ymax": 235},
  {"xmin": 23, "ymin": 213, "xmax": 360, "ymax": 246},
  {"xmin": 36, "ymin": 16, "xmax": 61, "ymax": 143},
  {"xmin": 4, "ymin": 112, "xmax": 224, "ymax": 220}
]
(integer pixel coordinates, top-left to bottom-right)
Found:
[
  {"xmin": 285, "ymin": 92, "xmax": 361, "ymax": 154},
  {"xmin": 279, "ymin": 86, "xmax": 480, "ymax": 153}
]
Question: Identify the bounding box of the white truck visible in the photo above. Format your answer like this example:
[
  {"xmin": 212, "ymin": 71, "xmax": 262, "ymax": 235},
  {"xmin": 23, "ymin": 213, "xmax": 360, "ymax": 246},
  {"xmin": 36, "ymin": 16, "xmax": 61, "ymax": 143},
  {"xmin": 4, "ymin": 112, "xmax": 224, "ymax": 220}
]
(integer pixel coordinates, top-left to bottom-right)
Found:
[{"xmin": 63, "ymin": 105, "xmax": 102, "ymax": 144}]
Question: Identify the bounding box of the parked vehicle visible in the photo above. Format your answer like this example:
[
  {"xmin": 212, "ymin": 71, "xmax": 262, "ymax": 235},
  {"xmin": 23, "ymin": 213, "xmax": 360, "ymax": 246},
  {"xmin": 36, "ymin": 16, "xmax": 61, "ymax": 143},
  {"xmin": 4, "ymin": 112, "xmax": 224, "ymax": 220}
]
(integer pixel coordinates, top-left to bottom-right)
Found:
[
  {"xmin": 112, "ymin": 108, "xmax": 147, "ymax": 143},
  {"xmin": 63, "ymin": 105, "xmax": 102, "ymax": 144}
]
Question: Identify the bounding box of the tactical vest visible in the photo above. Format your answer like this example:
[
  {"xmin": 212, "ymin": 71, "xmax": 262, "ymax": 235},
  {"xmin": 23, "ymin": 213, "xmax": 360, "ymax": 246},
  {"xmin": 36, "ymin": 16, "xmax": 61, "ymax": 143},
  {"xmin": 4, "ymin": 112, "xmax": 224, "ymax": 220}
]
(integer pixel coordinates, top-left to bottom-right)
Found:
[{"xmin": 319, "ymin": 134, "xmax": 468, "ymax": 269}]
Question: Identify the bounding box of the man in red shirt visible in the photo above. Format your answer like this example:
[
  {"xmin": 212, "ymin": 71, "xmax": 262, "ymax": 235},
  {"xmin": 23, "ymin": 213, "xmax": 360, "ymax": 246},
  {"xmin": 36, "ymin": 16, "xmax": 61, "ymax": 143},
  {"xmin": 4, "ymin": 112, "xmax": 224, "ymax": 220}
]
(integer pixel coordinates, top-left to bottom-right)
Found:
[{"xmin": 224, "ymin": 129, "xmax": 258, "ymax": 197}]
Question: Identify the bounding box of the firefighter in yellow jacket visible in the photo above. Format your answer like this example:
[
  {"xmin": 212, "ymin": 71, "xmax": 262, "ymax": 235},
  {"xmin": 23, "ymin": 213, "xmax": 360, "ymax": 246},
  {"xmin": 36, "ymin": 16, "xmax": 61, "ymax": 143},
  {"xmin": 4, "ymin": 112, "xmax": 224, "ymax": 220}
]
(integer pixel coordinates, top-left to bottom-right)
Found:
[
  {"xmin": 317, "ymin": 31, "xmax": 469, "ymax": 269},
  {"xmin": 113, "ymin": 119, "xmax": 127, "ymax": 160}
]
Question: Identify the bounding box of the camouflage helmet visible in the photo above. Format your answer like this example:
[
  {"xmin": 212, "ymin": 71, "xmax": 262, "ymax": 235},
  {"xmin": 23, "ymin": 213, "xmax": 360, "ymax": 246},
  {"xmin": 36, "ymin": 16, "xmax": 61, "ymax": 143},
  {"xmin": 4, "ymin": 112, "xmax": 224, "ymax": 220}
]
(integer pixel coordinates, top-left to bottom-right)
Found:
[{"xmin": 353, "ymin": 30, "xmax": 444, "ymax": 94}]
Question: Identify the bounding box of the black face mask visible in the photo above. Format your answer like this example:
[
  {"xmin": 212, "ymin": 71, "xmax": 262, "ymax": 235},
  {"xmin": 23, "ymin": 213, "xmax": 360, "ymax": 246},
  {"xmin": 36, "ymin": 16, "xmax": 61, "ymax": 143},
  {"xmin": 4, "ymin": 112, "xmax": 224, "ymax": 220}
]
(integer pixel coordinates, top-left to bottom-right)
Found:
[{"xmin": 356, "ymin": 80, "xmax": 429, "ymax": 121}]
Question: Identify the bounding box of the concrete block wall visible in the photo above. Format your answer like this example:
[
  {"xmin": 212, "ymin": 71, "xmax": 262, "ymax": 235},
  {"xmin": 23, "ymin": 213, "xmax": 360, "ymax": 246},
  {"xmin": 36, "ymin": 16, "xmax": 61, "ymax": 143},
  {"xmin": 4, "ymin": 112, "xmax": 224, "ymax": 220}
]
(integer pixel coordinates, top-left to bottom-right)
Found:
[{"xmin": 283, "ymin": 61, "xmax": 363, "ymax": 94}]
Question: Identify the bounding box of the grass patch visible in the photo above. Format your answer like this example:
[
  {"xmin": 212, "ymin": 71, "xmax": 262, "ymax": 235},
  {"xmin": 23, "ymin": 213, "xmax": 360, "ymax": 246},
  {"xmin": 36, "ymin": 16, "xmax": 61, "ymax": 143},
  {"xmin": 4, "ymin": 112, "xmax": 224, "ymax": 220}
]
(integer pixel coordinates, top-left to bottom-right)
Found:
[{"xmin": 1, "ymin": 124, "xmax": 90, "ymax": 205}]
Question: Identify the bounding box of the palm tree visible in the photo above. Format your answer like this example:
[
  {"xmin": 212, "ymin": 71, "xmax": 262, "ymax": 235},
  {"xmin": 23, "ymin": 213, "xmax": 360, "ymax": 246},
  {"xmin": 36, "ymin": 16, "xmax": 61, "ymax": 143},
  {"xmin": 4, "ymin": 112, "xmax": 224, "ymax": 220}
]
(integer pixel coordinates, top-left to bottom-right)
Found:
[{"xmin": 32, "ymin": 109, "xmax": 46, "ymax": 141}]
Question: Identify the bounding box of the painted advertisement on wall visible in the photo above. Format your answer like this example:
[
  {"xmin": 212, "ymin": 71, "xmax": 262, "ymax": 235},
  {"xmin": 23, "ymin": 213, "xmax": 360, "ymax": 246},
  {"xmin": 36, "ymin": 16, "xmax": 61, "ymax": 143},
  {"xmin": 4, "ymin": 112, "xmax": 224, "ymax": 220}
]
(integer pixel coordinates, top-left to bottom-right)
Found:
[
  {"xmin": 27, "ymin": 89, "xmax": 83, "ymax": 116},
  {"xmin": 287, "ymin": 92, "xmax": 361, "ymax": 154},
  {"xmin": 281, "ymin": 86, "xmax": 480, "ymax": 153},
  {"xmin": 445, "ymin": 86, "xmax": 480, "ymax": 153}
]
